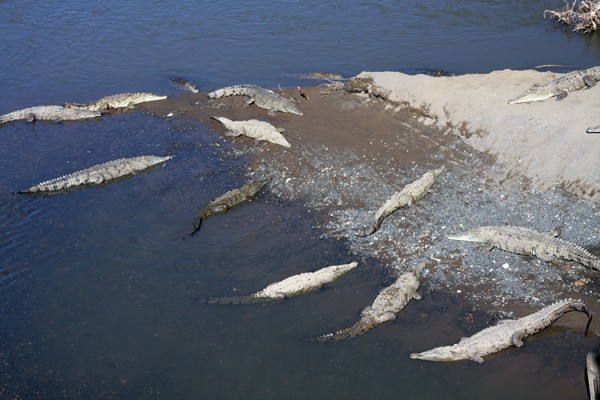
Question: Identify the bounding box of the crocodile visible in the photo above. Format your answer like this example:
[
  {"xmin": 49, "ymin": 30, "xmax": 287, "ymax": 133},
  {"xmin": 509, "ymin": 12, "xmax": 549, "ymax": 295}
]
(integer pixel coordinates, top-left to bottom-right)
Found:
[
  {"xmin": 19, "ymin": 155, "xmax": 172, "ymax": 193},
  {"xmin": 588, "ymin": 351, "xmax": 600, "ymax": 400},
  {"xmin": 191, "ymin": 178, "xmax": 269, "ymax": 235},
  {"xmin": 508, "ymin": 66, "xmax": 600, "ymax": 104},
  {"xmin": 447, "ymin": 225, "xmax": 600, "ymax": 271},
  {"xmin": 65, "ymin": 92, "xmax": 167, "ymax": 112},
  {"xmin": 206, "ymin": 262, "xmax": 358, "ymax": 304},
  {"xmin": 171, "ymin": 77, "xmax": 199, "ymax": 93},
  {"xmin": 207, "ymin": 84, "xmax": 303, "ymax": 116},
  {"xmin": 315, "ymin": 263, "xmax": 424, "ymax": 342},
  {"xmin": 357, "ymin": 166, "xmax": 444, "ymax": 236},
  {"xmin": 586, "ymin": 124, "xmax": 600, "ymax": 134},
  {"xmin": 410, "ymin": 298, "xmax": 592, "ymax": 363},
  {"xmin": 212, "ymin": 116, "xmax": 291, "ymax": 148},
  {"xmin": 0, "ymin": 105, "xmax": 101, "ymax": 125}
]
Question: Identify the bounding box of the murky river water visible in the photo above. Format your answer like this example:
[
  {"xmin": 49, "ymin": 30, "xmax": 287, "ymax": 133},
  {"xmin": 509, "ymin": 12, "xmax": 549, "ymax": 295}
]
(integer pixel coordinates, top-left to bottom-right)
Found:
[{"xmin": 1, "ymin": 1, "xmax": 599, "ymax": 398}]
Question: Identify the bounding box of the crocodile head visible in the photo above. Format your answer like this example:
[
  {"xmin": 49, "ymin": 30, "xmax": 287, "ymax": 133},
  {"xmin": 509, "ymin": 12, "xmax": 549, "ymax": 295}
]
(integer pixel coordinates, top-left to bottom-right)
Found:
[
  {"xmin": 410, "ymin": 344, "xmax": 467, "ymax": 362},
  {"xmin": 508, "ymin": 88, "xmax": 556, "ymax": 104},
  {"xmin": 279, "ymin": 100, "xmax": 303, "ymax": 116},
  {"xmin": 446, "ymin": 227, "xmax": 490, "ymax": 243}
]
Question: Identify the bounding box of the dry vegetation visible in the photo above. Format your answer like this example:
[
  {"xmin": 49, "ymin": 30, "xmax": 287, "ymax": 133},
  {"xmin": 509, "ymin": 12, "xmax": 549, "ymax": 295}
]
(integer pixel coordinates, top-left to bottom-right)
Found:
[{"xmin": 545, "ymin": 0, "xmax": 600, "ymax": 33}]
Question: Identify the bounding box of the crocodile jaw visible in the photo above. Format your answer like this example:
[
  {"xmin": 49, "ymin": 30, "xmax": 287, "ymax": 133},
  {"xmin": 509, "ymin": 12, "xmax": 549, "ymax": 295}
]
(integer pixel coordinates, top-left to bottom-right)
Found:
[
  {"xmin": 410, "ymin": 345, "xmax": 462, "ymax": 362},
  {"xmin": 446, "ymin": 231, "xmax": 485, "ymax": 243},
  {"xmin": 508, "ymin": 91, "xmax": 555, "ymax": 104}
]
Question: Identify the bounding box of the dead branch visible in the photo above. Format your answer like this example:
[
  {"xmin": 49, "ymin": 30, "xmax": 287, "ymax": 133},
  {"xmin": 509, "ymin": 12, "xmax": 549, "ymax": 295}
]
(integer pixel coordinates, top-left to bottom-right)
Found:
[{"xmin": 544, "ymin": 0, "xmax": 600, "ymax": 33}]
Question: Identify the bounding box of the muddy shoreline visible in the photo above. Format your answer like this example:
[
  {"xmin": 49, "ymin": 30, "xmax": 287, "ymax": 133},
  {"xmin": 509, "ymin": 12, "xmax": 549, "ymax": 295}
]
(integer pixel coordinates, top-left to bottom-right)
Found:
[{"xmin": 140, "ymin": 73, "xmax": 599, "ymax": 334}]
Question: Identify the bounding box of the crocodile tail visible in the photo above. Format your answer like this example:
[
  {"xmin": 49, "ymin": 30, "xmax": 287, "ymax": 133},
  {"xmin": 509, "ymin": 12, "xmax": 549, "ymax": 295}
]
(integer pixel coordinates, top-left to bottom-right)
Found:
[
  {"xmin": 204, "ymin": 294, "xmax": 264, "ymax": 305},
  {"xmin": 314, "ymin": 319, "xmax": 375, "ymax": 342},
  {"xmin": 190, "ymin": 216, "xmax": 203, "ymax": 236},
  {"xmin": 552, "ymin": 298, "xmax": 593, "ymax": 336},
  {"xmin": 355, "ymin": 218, "xmax": 383, "ymax": 237}
]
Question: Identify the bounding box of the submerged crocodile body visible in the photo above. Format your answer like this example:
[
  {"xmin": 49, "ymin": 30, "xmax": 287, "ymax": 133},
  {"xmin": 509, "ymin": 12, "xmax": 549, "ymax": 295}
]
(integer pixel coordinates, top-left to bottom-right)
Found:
[
  {"xmin": 191, "ymin": 178, "xmax": 269, "ymax": 235},
  {"xmin": 206, "ymin": 262, "xmax": 358, "ymax": 304},
  {"xmin": 212, "ymin": 116, "xmax": 291, "ymax": 148},
  {"xmin": 65, "ymin": 92, "xmax": 167, "ymax": 112},
  {"xmin": 315, "ymin": 263, "xmax": 424, "ymax": 342},
  {"xmin": 19, "ymin": 155, "xmax": 172, "ymax": 193},
  {"xmin": 0, "ymin": 105, "xmax": 100, "ymax": 125},
  {"xmin": 447, "ymin": 225, "xmax": 600, "ymax": 271},
  {"xmin": 171, "ymin": 77, "xmax": 199, "ymax": 93},
  {"xmin": 588, "ymin": 352, "xmax": 600, "ymax": 400},
  {"xmin": 358, "ymin": 166, "xmax": 444, "ymax": 236},
  {"xmin": 508, "ymin": 66, "xmax": 600, "ymax": 104},
  {"xmin": 410, "ymin": 298, "xmax": 592, "ymax": 363},
  {"xmin": 208, "ymin": 85, "xmax": 303, "ymax": 116}
]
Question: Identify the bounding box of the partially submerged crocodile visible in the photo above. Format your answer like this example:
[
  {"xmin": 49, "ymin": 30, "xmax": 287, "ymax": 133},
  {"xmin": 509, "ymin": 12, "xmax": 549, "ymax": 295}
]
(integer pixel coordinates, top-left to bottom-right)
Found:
[
  {"xmin": 588, "ymin": 351, "xmax": 600, "ymax": 400},
  {"xmin": 208, "ymin": 85, "xmax": 303, "ymax": 116},
  {"xmin": 357, "ymin": 166, "xmax": 444, "ymax": 236},
  {"xmin": 212, "ymin": 116, "xmax": 291, "ymax": 148},
  {"xmin": 447, "ymin": 225, "xmax": 600, "ymax": 271},
  {"xmin": 0, "ymin": 105, "xmax": 100, "ymax": 125},
  {"xmin": 65, "ymin": 92, "xmax": 167, "ymax": 112},
  {"xmin": 206, "ymin": 262, "xmax": 358, "ymax": 304},
  {"xmin": 315, "ymin": 263, "xmax": 424, "ymax": 342},
  {"xmin": 19, "ymin": 155, "xmax": 172, "ymax": 193},
  {"xmin": 191, "ymin": 178, "xmax": 269, "ymax": 235},
  {"xmin": 508, "ymin": 66, "xmax": 600, "ymax": 104},
  {"xmin": 171, "ymin": 77, "xmax": 199, "ymax": 93},
  {"xmin": 410, "ymin": 298, "xmax": 592, "ymax": 363}
]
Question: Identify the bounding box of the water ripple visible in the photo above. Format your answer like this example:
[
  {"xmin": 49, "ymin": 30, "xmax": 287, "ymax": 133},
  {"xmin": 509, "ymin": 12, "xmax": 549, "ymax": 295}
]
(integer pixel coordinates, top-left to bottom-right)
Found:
[{"xmin": 0, "ymin": 195, "xmax": 49, "ymax": 295}]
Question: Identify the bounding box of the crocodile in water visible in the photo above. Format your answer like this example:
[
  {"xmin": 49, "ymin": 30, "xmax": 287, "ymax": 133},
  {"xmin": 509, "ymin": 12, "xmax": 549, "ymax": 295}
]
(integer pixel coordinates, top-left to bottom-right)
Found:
[
  {"xmin": 65, "ymin": 92, "xmax": 167, "ymax": 112},
  {"xmin": 0, "ymin": 106, "xmax": 100, "ymax": 125},
  {"xmin": 315, "ymin": 263, "xmax": 424, "ymax": 342},
  {"xmin": 357, "ymin": 166, "xmax": 444, "ymax": 236},
  {"xmin": 171, "ymin": 77, "xmax": 199, "ymax": 93},
  {"xmin": 208, "ymin": 85, "xmax": 303, "ymax": 116},
  {"xmin": 508, "ymin": 66, "xmax": 600, "ymax": 104},
  {"xmin": 206, "ymin": 262, "xmax": 358, "ymax": 304},
  {"xmin": 410, "ymin": 298, "xmax": 592, "ymax": 363},
  {"xmin": 212, "ymin": 116, "xmax": 291, "ymax": 148},
  {"xmin": 588, "ymin": 351, "xmax": 600, "ymax": 400},
  {"xmin": 191, "ymin": 178, "xmax": 269, "ymax": 235},
  {"xmin": 447, "ymin": 225, "xmax": 600, "ymax": 271},
  {"xmin": 19, "ymin": 155, "xmax": 172, "ymax": 194}
]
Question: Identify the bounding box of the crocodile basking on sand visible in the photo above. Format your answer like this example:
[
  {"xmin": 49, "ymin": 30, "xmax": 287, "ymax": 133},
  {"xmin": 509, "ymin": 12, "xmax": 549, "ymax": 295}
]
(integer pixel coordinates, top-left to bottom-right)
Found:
[
  {"xmin": 410, "ymin": 298, "xmax": 592, "ymax": 363},
  {"xmin": 508, "ymin": 65, "xmax": 600, "ymax": 104},
  {"xmin": 0, "ymin": 105, "xmax": 101, "ymax": 125},
  {"xmin": 65, "ymin": 92, "xmax": 167, "ymax": 112},
  {"xmin": 586, "ymin": 124, "xmax": 600, "ymax": 134},
  {"xmin": 447, "ymin": 226, "xmax": 600, "ymax": 271},
  {"xmin": 315, "ymin": 263, "xmax": 424, "ymax": 342},
  {"xmin": 208, "ymin": 85, "xmax": 303, "ymax": 116},
  {"xmin": 206, "ymin": 262, "xmax": 358, "ymax": 304},
  {"xmin": 357, "ymin": 166, "xmax": 444, "ymax": 236},
  {"xmin": 212, "ymin": 116, "xmax": 291, "ymax": 148},
  {"xmin": 19, "ymin": 155, "xmax": 172, "ymax": 194},
  {"xmin": 191, "ymin": 178, "xmax": 269, "ymax": 235}
]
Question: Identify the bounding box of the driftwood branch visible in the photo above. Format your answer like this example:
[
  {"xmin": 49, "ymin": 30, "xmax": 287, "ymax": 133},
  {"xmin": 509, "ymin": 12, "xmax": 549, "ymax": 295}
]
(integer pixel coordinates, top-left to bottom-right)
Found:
[{"xmin": 544, "ymin": 0, "xmax": 600, "ymax": 33}]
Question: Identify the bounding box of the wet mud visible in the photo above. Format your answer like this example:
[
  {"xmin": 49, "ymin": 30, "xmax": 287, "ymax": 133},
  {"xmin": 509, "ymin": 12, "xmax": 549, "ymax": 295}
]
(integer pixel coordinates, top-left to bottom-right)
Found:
[{"xmin": 139, "ymin": 82, "xmax": 600, "ymax": 397}]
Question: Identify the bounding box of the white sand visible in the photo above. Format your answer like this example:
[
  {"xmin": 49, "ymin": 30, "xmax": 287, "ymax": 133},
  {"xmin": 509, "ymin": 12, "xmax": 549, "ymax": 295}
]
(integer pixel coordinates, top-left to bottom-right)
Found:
[{"xmin": 356, "ymin": 70, "xmax": 600, "ymax": 204}]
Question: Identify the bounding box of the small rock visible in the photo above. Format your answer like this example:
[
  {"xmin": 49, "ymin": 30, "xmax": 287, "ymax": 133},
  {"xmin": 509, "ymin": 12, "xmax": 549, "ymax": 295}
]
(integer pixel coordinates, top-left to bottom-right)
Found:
[{"xmin": 574, "ymin": 279, "xmax": 586, "ymax": 287}]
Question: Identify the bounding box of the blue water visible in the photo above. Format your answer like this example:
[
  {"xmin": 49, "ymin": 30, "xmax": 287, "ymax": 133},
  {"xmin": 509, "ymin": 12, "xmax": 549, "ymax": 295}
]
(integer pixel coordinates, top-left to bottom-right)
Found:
[{"xmin": 1, "ymin": 1, "xmax": 599, "ymax": 398}]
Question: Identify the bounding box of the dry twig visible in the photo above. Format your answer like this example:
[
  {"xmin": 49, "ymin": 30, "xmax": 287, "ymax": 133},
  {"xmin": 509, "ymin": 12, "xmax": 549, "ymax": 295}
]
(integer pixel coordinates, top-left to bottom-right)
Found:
[{"xmin": 544, "ymin": 0, "xmax": 600, "ymax": 33}]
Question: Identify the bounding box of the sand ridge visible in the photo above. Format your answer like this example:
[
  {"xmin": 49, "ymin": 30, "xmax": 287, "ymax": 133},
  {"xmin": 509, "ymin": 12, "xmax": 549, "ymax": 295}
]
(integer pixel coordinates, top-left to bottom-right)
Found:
[{"xmin": 355, "ymin": 69, "xmax": 600, "ymax": 204}]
